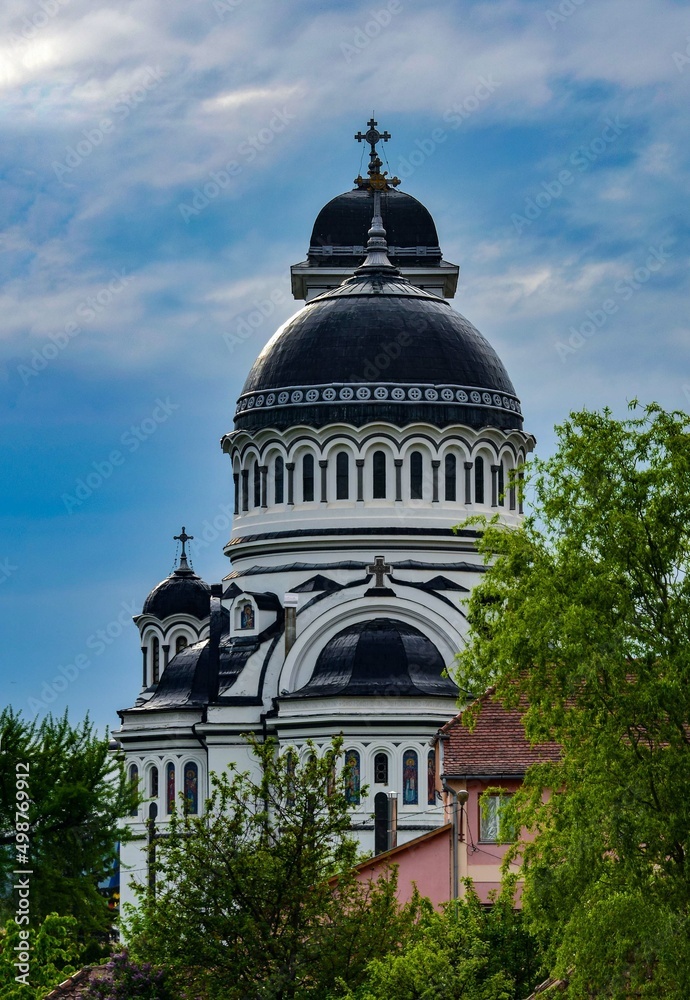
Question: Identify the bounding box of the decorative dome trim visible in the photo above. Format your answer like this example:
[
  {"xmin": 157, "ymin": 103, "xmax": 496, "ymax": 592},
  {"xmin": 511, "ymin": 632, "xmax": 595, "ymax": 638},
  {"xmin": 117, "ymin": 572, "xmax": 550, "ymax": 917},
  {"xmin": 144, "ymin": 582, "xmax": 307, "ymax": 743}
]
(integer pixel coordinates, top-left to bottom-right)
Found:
[{"xmin": 235, "ymin": 381, "xmax": 521, "ymax": 419}]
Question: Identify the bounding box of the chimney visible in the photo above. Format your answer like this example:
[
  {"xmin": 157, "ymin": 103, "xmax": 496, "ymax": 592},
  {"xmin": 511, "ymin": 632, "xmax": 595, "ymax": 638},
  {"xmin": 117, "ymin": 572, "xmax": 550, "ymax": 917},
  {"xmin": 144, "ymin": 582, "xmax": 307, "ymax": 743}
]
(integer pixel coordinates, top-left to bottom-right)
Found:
[{"xmin": 284, "ymin": 593, "xmax": 299, "ymax": 655}]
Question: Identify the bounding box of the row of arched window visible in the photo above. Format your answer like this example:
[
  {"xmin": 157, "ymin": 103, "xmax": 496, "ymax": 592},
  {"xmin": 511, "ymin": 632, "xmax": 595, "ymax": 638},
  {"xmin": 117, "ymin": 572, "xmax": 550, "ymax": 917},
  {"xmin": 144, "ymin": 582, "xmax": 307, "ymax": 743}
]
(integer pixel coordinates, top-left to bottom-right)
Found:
[
  {"xmin": 234, "ymin": 451, "xmax": 522, "ymax": 511},
  {"xmin": 142, "ymin": 635, "xmax": 189, "ymax": 687},
  {"xmin": 128, "ymin": 760, "xmax": 199, "ymax": 816},
  {"xmin": 342, "ymin": 748, "xmax": 436, "ymax": 808},
  {"xmin": 130, "ymin": 749, "xmax": 436, "ymax": 818}
]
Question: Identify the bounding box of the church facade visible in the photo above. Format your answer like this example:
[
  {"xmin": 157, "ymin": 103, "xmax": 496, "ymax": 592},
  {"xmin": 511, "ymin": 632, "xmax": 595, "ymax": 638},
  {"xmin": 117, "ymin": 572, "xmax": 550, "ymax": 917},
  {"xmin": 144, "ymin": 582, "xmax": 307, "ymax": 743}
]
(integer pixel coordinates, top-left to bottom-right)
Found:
[{"xmin": 115, "ymin": 120, "xmax": 534, "ymax": 911}]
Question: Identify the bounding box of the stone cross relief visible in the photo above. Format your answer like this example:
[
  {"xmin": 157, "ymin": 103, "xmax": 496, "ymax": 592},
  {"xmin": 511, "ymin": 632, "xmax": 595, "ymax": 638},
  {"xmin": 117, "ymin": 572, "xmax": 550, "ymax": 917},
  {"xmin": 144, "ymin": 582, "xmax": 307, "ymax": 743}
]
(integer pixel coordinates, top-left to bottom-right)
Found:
[{"xmin": 367, "ymin": 555, "xmax": 392, "ymax": 588}]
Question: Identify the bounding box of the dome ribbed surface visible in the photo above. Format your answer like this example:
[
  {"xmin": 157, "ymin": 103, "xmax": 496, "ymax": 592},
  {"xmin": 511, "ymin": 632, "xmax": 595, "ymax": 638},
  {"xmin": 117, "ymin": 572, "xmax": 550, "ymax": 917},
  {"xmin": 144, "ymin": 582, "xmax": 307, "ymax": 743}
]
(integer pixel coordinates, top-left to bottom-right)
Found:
[
  {"xmin": 234, "ymin": 271, "xmax": 522, "ymax": 432},
  {"xmin": 307, "ymin": 188, "xmax": 442, "ymax": 268},
  {"xmin": 142, "ymin": 569, "xmax": 211, "ymax": 620},
  {"xmin": 286, "ymin": 617, "xmax": 457, "ymax": 699}
]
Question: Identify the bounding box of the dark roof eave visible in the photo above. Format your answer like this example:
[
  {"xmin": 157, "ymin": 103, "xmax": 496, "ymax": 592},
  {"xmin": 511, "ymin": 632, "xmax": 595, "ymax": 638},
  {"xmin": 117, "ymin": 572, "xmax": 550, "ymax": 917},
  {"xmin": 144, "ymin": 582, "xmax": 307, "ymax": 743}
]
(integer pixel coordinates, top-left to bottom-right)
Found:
[{"xmin": 441, "ymin": 770, "xmax": 528, "ymax": 781}]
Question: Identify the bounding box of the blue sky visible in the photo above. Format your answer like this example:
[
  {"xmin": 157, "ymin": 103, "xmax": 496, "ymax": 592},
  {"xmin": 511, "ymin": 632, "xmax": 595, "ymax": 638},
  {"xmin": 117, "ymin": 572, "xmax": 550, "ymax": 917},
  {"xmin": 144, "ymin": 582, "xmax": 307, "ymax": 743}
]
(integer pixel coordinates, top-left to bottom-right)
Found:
[{"xmin": 1, "ymin": 0, "xmax": 689, "ymax": 733}]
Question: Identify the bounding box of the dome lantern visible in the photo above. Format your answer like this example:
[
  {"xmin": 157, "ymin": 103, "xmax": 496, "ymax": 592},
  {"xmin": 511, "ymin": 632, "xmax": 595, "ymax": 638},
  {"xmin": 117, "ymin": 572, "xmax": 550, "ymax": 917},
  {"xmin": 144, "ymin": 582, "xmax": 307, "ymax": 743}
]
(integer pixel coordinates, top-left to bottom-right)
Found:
[
  {"xmin": 290, "ymin": 118, "xmax": 458, "ymax": 300},
  {"xmin": 140, "ymin": 527, "xmax": 211, "ymax": 621}
]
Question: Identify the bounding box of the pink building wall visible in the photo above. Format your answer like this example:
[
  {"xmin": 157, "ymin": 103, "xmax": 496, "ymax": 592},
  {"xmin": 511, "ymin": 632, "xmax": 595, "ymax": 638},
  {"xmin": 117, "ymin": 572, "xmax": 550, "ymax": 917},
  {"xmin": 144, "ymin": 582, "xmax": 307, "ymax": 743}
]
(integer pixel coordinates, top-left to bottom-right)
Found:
[{"xmin": 352, "ymin": 825, "xmax": 452, "ymax": 909}]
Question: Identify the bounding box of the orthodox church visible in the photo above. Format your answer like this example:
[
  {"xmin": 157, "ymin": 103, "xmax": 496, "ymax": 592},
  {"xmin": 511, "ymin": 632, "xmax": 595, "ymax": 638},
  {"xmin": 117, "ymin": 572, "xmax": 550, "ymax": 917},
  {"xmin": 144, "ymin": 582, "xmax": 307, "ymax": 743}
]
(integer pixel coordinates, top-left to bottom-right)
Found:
[{"xmin": 115, "ymin": 120, "xmax": 534, "ymax": 909}]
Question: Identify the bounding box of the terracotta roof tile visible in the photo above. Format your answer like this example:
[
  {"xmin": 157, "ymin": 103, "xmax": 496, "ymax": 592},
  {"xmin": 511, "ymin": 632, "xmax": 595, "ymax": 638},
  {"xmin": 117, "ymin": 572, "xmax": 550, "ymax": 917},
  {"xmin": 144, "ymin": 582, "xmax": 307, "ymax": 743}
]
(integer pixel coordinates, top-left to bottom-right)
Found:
[
  {"xmin": 439, "ymin": 690, "xmax": 561, "ymax": 777},
  {"xmin": 43, "ymin": 965, "xmax": 108, "ymax": 999}
]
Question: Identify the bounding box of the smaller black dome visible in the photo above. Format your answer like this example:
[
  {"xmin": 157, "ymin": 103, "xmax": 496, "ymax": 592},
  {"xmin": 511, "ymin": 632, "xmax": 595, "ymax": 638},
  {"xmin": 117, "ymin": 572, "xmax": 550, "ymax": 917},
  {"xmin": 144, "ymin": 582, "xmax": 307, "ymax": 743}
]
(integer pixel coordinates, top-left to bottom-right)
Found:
[
  {"xmin": 287, "ymin": 618, "xmax": 457, "ymax": 699},
  {"xmin": 143, "ymin": 566, "xmax": 211, "ymax": 621},
  {"xmin": 308, "ymin": 188, "xmax": 442, "ymax": 269}
]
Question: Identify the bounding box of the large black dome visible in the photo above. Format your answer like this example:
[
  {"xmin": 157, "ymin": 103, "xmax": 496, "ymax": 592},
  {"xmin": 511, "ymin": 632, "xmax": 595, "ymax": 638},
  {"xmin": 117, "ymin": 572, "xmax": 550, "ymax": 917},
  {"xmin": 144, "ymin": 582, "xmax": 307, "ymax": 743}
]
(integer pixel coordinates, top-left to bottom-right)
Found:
[
  {"xmin": 235, "ymin": 268, "xmax": 522, "ymax": 433},
  {"xmin": 308, "ymin": 188, "xmax": 442, "ymax": 269},
  {"xmin": 285, "ymin": 617, "xmax": 457, "ymax": 699},
  {"xmin": 143, "ymin": 567, "xmax": 211, "ymax": 621}
]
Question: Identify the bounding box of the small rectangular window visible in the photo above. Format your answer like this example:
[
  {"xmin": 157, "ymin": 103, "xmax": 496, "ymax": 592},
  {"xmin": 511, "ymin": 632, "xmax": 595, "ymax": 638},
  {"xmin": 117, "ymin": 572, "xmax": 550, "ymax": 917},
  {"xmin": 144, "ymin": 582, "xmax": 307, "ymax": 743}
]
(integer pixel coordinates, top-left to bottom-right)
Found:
[
  {"xmin": 474, "ymin": 457, "xmax": 485, "ymax": 504},
  {"xmin": 373, "ymin": 451, "xmax": 387, "ymax": 499},
  {"xmin": 445, "ymin": 454, "xmax": 456, "ymax": 501},
  {"xmin": 410, "ymin": 451, "xmax": 423, "ymax": 500},
  {"xmin": 479, "ymin": 793, "xmax": 515, "ymax": 843},
  {"xmin": 303, "ymin": 454, "xmax": 314, "ymax": 502},
  {"xmin": 274, "ymin": 457, "xmax": 284, "ymax": 504},
  {"xmin": 336, "ymin": 452, "xmax": 349, "ymax": 500}
]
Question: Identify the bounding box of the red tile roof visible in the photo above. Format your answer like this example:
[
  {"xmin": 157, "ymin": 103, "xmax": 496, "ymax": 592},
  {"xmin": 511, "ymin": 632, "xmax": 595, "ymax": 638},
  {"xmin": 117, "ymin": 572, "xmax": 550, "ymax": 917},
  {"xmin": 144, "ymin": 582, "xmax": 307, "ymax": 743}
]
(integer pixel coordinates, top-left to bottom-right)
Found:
[
  {"xmin": 43, "ymin": 965, "xmax": 108, "ymax": 999},
  {"xmin": 438, "ymin": 688, "xmax": 561, "ymax": 777},
  {"xmin": 523, "ymin": 974, "xmax": 568, "ymax": 997}
]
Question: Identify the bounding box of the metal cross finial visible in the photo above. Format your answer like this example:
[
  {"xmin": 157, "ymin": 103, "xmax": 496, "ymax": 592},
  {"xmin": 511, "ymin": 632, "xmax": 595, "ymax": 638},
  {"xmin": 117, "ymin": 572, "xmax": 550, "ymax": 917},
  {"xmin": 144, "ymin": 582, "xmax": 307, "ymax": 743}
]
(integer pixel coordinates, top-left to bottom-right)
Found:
[
  {"xmin": 173, "ymin": 526, "xmax": 194, "ymax": 569},
  {"xmin": 355, "ymin": 117, "xmax": 392, "ymax": 158},
  {"xmin": 367, "ymin": 555, "xmax": 391, "ymax": 588},
  {"xmin": 353, "ymin": 117, "xmax": 400, "ymax": 191}
]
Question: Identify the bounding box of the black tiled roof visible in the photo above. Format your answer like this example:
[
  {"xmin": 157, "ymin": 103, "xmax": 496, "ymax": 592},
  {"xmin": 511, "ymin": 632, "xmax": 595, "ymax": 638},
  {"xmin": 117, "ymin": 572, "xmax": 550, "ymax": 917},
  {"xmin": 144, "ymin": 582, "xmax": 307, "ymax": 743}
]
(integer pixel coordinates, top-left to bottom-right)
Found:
[
  {"xmin": 142, "ymin": 568, "xmax": 211, "ymax": 620},
  {"xmin": 284, "ymin": 617, "xmax": 458, "ymax": 699},
  {"xmin": 235, "ymin": 270, "xmax": 521, "ymax": 433}
]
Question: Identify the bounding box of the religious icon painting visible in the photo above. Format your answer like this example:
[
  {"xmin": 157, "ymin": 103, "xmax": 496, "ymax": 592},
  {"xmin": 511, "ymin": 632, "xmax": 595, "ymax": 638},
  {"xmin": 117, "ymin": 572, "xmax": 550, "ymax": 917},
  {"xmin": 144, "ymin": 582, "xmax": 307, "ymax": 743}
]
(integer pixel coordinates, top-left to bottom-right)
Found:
[
  {"xmin": 184, "ymin": 761, "xmax": 198, "ymax": 814},
  {"xmin": 427, "ymin": 748, "xmax": 436, "ymax": 805},
  {"xmin": 344, "ymin": 749, "xmax": 361, "ymax": 805},
  {"xmin": 128, "ymin": 764, "xmax": 139, "ymax": 816},
  {"xmin": 403, "ymin": 749, "xmax": 418, "ymax": 805},
  {"xmin": 166, "ymin": 761, "xmax": 175, "ymax": 814},
  {"xmin": 240, "ymin": 602, "xmax": 255, "ymax": 629}
]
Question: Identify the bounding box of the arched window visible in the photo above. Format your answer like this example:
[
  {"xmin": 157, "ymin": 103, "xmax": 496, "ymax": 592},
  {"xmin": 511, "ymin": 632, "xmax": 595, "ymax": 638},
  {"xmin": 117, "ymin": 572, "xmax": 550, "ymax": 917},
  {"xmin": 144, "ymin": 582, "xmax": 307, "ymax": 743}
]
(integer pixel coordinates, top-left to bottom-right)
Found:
[
  {"xmin": 302, "ymin": 454, "xmax": 314, "ymax": 502},
  {"xmin": 184, "ymin": 762, "xmax": 199, "ymax": 815},
  {"xmin": 372, "ymin": 451, "xmax": 387, "ymax": 498},
  {"xmin": 374, "ymin": 752, "xmax": 389, "ymax": 785},
  {"xmin": 344, "ymin": 749, "xmax": 361, "ymax": 805},
  {"xmin": 253, "ymin": 461, "xmax": 261, "ymax": 507},
  {"xmin": 427, "ymin": 749, "xmax": 436, "ymax": 805},
  {"xmin": 402, "ymin": 749, "xmax": 418, "ymax": 805},
  {"xmin": 336, "ymin": 451, "xmax": 349, "ymax": 499},
  {"xmin": 374, "ymin": 791, "xmax": 388, "ymax": 855},
  {"xmin": 326, "ymin": 751, "xmax": 337, "ymax": 797},
  {"xmin": 176, "ymin": 635, "xmax": 188, "ymax": 655},
  {"xmin": 152, "ymin": 638, "xmax": 160, "ymax": 684},
  {"xmin": 150, "ymin": 765, "xmax": 159, "ymax": 799},
  {"xmin": 128, "ymin": 764, "xmax": 139, "ymax": 816},
  {"xmin": 410, "ymin": 451, "xmax": 423, "ymax": 499},
  {"xmin": 166, "ymin": 762, "xmax": 175, "ymax": 814},
  {"xmin": 285, "ymin": 750, "xmax": 296, "ymax": 807},
  {"xmin": 274, "ymin": 456, "xmax": 284, "ymax": 504},
  {"xmin": 498, "ymin": 462, "xmax": 505, "ymax": 506},
  {"xmin": 474, "ymin": 456, "xmax": 485, "ymax": 504},
  {"xmin": 444, "ymin": 454, "xmax": 457, "ymax": 501}
]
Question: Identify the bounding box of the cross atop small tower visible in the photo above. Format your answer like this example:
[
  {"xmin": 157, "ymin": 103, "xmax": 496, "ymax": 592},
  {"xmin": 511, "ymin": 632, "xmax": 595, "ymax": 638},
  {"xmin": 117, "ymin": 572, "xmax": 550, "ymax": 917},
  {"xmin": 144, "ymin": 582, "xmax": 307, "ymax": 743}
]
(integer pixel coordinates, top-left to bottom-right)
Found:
[{"xmin": 174, "ymin": 526, "xmax": 194, "ymax": 572}]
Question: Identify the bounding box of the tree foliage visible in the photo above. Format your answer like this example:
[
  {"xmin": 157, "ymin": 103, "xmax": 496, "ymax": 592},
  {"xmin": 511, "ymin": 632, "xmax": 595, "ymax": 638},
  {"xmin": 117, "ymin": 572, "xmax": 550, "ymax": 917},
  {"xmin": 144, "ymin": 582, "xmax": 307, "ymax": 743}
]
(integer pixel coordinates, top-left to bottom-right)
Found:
[
  {"xmin": 454, "ymin": 403, "xmax": 690, "ymax": 998},
  {"xmin": 127, "ymin": 737, "xmax": 422, "ymax": 1000},
  {"xmin": 0, "ymin": 913, "xmax": 82, "ymax": 999},
  {"xmin": 337, "ymin": 879, "xmax": 541, "ymax": 1000},
  {"xmin": 0, "ymin": 709, "xmax": 137, "ymax": 943}
]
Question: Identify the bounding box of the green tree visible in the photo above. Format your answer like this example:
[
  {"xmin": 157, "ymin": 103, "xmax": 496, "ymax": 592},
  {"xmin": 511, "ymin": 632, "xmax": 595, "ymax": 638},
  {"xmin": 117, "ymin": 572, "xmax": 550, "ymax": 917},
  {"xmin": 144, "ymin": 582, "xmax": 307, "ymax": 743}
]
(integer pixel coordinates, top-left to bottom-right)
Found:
[
  {"xmin": 0, "ymin": 710, "xmax": 137, "ymax": 945},
  {"xmin": 336, "ymin": 880, "xmax": 539, "ymax": 1000},
  {"xmin": 127, "ymin": 737, "xmax": 421, "ymax": 1000},
  {"xmin": 0, "ymin": 913, "xmax": 82, "ymax": 999},
  {"xmin": 454, "ymin": 403, "xmax": 690, "ymax": 998}
]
